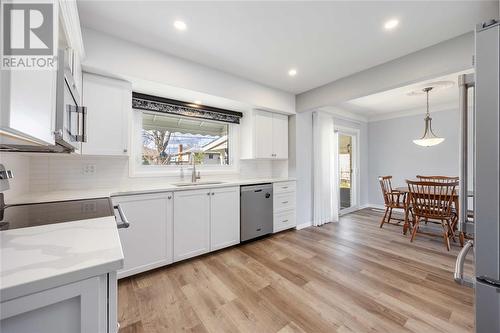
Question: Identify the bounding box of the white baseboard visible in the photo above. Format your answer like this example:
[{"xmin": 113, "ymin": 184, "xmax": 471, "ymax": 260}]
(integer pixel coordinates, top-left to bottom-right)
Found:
[
  {"xmin": 362, "ymin": 203, "xmax": 385, "ymax": 210},
  {"xmin": 296, "ymin": 221, "xmax": 312, "ymax": 230}
]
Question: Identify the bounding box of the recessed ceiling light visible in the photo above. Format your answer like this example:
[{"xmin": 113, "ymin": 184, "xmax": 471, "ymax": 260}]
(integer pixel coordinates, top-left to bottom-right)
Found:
[
  {"xmin": 288, "ymin": 69, "xmax": 297, "ymax": 77},
  {"xmin": 174, "ymin": 20, "xmax": 187, "ymax": 31},
  {"xmin": 384, "ymin": 19, "xmax": 399, "ymax": 31},
  {"xmin": 194, "ymin": 100, "xmax": 202, "ymax": 105}
]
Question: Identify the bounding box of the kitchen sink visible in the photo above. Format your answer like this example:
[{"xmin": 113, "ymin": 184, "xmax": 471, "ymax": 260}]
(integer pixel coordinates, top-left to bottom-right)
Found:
[{"xmin": 171, "ymin": 181, "xmax": 227, "ymax": 187}]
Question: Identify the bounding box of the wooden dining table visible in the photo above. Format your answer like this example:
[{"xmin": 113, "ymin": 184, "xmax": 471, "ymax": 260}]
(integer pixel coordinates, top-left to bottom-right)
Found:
[{"xmin": 394, "ymin": 186, "xmax": 473, "ymax": 236}]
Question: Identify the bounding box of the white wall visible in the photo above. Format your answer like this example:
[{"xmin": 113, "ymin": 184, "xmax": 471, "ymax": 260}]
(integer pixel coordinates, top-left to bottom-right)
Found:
[
  {"xmin": 82, "ymin": 28, "xmax": 295, "ymax": 114},
  {"xmin": 368, "ymin": 109, "xmax": 460, "ymax": 205},
  {"xmin": 296, "ymin": 32, "xmax": 474, "ymax": 112}
]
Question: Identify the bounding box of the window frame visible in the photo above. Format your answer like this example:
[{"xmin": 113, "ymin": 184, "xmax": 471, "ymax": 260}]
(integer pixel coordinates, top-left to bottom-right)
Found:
[{"xmin": 129, "ymin": 110, "xmax": 240, "ymax": 177}]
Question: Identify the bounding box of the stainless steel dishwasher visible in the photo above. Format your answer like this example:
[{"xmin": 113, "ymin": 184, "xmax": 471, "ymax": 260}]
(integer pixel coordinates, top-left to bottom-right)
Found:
[{"xmin": 240, "ymin": 183, "xmax": 273, "ymax": 241}]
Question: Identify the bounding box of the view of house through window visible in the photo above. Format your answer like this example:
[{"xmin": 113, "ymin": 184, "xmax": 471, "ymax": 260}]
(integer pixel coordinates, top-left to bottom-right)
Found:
[{"xmin": 141, "ymin": 112, "xmax": 230, "ymax": 166}]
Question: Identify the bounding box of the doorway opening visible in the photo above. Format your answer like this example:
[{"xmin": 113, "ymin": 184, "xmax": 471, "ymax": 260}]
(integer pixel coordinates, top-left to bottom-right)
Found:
[{"xmin": 336, "ymin": 127, "xmax": 359, "ymax": 215}]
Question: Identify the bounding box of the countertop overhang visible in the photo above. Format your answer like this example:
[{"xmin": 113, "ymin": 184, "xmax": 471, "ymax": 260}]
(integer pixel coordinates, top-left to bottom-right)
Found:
[{"xmin": 0, "ymin": 216, "xmax": 124, "ymax": 302}]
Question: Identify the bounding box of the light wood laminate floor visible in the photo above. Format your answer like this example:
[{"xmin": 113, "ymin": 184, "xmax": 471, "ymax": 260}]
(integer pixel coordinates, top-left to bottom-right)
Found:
[{"xmin": 118, "ymin": 208, "xmax": 475, "ymax": 333}]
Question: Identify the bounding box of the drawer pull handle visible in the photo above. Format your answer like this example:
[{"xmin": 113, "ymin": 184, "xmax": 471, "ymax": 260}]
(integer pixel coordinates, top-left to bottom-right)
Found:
[
  {"xmin": 282, "ymin": 186, "xmax": 288, "ymax": 189},
  {"xmin": 282, "ymin": 201, "xmax": 288, "ymax": 204},
  {"xmin": 282, "ymin": 220, "xmax": 289, "ymax": 223}
]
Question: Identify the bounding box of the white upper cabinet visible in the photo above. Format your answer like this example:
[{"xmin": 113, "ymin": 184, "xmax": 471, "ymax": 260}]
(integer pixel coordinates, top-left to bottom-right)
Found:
[
  {"xmin": 0, "ymin": 0, "xmax": 84, "ymax": 148},
  {"xmin": 0, "ymin": 70, "xmax": 57, "ymax": 146},
  {"xmin": 82, "ymin": 73, "xmax": 131, "ymax": 156},
  {"xmin": 272, "ymin": 113, "xmax": 289, "ymax": 159},
  {"xmin": 173, "ymin": 189, "xmax": 211, "ymax": 261},
  {"xmin": 210, "ymin": 186, "xmax": 240, "ymax": 251},
  {"xmin": 254, "ymin": 111, "xmax": 274, "ymax": 159},
  {"xmin": 240, "ymin": 109, "xmax": 288, "ymax": 159}
]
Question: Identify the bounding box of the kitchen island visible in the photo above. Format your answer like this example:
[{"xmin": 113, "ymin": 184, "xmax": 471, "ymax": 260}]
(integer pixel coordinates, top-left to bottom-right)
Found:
[{"xmin": 0, "ymin": 216, "xmax": 124, "ymax": 333}]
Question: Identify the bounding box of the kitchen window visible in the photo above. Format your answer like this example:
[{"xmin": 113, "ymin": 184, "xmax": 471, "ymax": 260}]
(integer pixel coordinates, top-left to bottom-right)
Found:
[
  {"xmin": 133, "ymin": 111, "xmax": 236, "ymax": 175},
  {"xmin": 130, "ymin": 93, "xmax": 242, "ymax": 176}
]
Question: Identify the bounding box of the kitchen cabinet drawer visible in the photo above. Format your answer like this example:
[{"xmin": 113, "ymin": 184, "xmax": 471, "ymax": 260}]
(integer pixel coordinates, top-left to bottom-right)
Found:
[
  {"xmin": 273, "ymin": 181, "xmax": 296, "ymax": 194},
  {"xmin": 274, "ymin": 192, "xmax": 296, "ymax": 212},
  {"xmin": 273, "ymin": 210, "xmax": 296, "ymax": 233}
]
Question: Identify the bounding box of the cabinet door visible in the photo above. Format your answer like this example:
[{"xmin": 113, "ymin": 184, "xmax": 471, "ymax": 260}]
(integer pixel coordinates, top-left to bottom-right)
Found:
[
  {"xmin": 173, "ymin": 189, "xmax": 211, "ymax": 261},
  {"xmin": 82, "ymin": 73, "xmax": 130, "ymax": 156},
  {"xmin": 272, "ymin": 113, "xmax": 288, "ymax": 159},
  {"xmin": 2, "ymin": 69, "xmax": 56, "ymax": 145},
  {"xmin": 210, "ymin": 186, "xmax": 240, "ymax": 251},
  {"xmin": 0, "ymin": 275, "xmax": 109, "ymax": 333},
  {"xmin": 112, "ymin": 193, "xmax": 173, "ymax": 279},
  {"xmin": 254, "ymin": 110, "xmax": 274, "ymax": 158}
]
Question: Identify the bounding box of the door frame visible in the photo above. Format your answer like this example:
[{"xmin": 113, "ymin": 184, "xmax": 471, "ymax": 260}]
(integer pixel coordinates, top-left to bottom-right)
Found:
[{"xmin": 335, "ymin": 125, "xmax": 360, "ymax": 215}]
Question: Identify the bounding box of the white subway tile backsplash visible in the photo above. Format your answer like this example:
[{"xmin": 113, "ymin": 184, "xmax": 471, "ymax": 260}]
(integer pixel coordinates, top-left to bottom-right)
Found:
[{"xmin": 22, "ymin": 155, "xmax": 288, "ymax": 194}]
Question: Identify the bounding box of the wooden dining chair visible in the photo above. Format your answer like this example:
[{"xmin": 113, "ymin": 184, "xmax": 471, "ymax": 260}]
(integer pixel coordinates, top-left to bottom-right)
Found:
[
  {"xmin": 406, "ymin": 180, "xmax": 458, "ymax": 251},
  {"xmin": 378, "ymin": 176, "xmax": 407, "ymax": 228},
  {"xmin": 416, "ymin": 176, "xmax": 460, "ymax": 226},
  {"xmin": 416, "ymin": 175, "xmax": 459, "ymax": 183}
]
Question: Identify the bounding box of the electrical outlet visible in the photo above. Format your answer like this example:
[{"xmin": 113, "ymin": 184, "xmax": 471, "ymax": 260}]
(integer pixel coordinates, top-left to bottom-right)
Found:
[{"xmin": 83, "ymin": 164, "xmax": 97, "ymax": 176}]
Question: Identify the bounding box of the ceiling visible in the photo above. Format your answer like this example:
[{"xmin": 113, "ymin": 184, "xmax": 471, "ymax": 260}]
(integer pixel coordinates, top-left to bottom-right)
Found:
[
  {"xmin": 338, "ymin": 70, "xmax": 473, "ymax": 120},
  {"xmin": 77, "ymin": 1, "xmax": 497, "ymax": 94}
]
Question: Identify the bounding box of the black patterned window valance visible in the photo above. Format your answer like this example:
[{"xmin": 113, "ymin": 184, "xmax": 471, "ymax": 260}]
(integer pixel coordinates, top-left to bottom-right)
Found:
[{"xmin": 132, "ymin": 92, "xmax": 243, "ymax": 124}]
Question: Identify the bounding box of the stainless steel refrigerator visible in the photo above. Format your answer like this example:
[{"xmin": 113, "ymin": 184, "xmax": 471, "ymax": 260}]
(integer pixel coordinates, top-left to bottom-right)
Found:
[{"xmin": 455, "ymin": 19, "xmax": 500, "ymax": 333}]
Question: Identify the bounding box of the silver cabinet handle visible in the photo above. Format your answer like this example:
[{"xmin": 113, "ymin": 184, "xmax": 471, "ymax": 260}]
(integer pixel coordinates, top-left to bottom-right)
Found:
[
  {"xmin": 454, "ymin": 240, "xmax": 474, "ymax": 287},
  {"xmin": 282, "ymin": 186, "xmax": 288, "ymax": 189},
  {"xmin": 68, "ymin": 105, "xmax": 87, "ymax": 142},
  {"xmin": 80, "ymin": 105, "xmax": 87, "ymax": 143},
  {"xmin": 282, "ymin": 201, "xmax": 288, "ymax": 204},
  {"xmin": 207, "ymin": 192, "xmax": 210, "ymax": 196},
  {"xmin": 167, "ymin": 196, "xmax": 172, "ymax": 199},
  {"xmin": 211, "ymin": 192, "xmax": 215, "ymax": 195},
  {"xmin": 114, "ymin": 204, "xmax": 130, "ymax": 229},
  {"xmin": 282, "ymin": 220, "xmax": 289, "ymax": 223}
]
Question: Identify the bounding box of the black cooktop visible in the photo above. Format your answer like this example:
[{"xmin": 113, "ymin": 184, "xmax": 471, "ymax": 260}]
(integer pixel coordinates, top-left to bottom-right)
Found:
[{"xmin": 0, "ymin": 198, "xmax": 114, "ymax": 231}]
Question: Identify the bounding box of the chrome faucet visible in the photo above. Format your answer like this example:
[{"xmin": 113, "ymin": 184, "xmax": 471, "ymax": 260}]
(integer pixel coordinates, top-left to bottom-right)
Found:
[{"xmin": 190, "ymin": 153, "xmax": 201, "ymax": 183}]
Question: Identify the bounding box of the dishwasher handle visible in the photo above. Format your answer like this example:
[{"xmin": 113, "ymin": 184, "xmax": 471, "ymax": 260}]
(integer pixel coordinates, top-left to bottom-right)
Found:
[{"xmin": 114, "ymin": 204, "xmax": 130, "ymax": 229}]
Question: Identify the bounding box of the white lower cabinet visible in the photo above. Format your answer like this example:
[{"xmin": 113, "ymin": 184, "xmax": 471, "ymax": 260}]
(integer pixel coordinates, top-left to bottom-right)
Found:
[
  {"xmin": 210, "ymin": 186, "xmax": 240, "ymax": 251},
  {"xmin": 273, "ymin": 181, "xmax": 297, "ymax": 232},
  {"xmin": 174, "ymin": 186, "xmax": 240, "ymax": 261},
  {"xmin": 0, "ymin": 273, "xmax": 117, "ymax": 333},
  {"xmin": 173, "ymin": 189, "xmax": 211, "ymax": 261},
  {"xmin": 112, "ymin": 192, "xmax": 173, "ymax": 279}
]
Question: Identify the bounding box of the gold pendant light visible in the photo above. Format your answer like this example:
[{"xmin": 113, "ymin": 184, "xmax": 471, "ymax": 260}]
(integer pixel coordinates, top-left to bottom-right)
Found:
[{"xmin": 413, "ymin": 87, "xmax": 445, "ymax": 147}]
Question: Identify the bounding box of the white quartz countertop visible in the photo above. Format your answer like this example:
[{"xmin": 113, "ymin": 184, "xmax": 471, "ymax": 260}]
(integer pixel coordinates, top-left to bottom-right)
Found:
[
  {"xmin": 5, "ymin": 178, "xmax": 296, "ymax": 205},
  {"xmin": 0, "ymin": 217, "xmax": 124, "ymax": 302}
]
